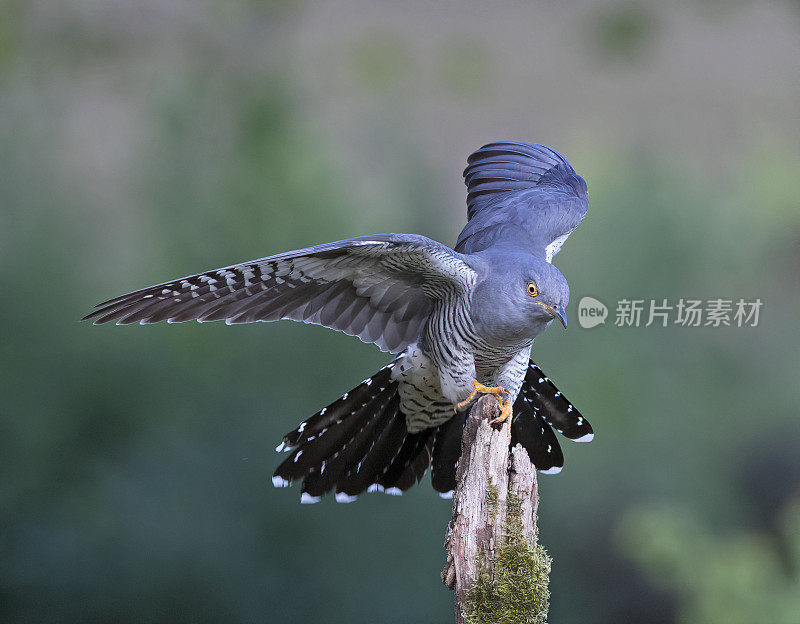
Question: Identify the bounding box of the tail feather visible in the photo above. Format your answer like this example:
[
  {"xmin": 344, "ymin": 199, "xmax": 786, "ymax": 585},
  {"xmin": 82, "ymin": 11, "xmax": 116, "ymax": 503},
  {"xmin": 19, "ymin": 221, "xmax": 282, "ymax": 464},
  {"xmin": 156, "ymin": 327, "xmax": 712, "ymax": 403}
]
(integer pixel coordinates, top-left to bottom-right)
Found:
[
  {"xmin": 395, "ymin": 437, "xmax": 434, "ymax": 493},
  {"xmin": 520, "ymin": 362, "xmax": 593, "ymax": 441},
  {"xmin": 506, "ymin": 360, "xmax": 594, "ymax": 475},
  {"xmin": 511, "ymin": 399, "xmax": 565, "ymax": 474},
  {"xmin": 299, "ymin": 396, "xmax": 397, "ymax": 497},
  {"xmin": 284, "ymin": 365, "xmax": 394, "ymax": 447},
  {"xmin": 430, "ymin": 412, "xmax": 466, "ymax": 495},
  {"xmin": 272, "ymin": 359, "xmax": 592, "ymax": 502},
  {"xmin": 274, "ymin": 367, "xmax": 398, "ymax": 486},
  {"xmin": 335, "ymin": 402, "xmax": 407, "ymax": 495},
  {"xmin": 377, "ymin": 430, "xmax": 433, "ymax": 492},
  {"xmin": 277, "ymin": 388, "xmax": 392, "ymax": 479}
]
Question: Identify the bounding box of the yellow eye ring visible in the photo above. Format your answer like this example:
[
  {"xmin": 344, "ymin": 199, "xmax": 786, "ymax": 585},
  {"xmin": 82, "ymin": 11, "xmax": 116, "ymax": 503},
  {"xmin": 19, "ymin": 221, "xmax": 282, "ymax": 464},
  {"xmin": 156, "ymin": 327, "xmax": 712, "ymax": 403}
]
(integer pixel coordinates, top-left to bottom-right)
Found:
[{"xmin": 526, "ymin": 281, "xmax": 538, "ymax": 297}]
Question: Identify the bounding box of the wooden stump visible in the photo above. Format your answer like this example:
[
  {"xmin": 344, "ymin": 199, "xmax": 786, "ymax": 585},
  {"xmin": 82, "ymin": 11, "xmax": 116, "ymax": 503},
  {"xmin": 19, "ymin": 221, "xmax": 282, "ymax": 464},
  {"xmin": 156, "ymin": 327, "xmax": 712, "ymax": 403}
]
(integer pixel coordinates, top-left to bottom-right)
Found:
[{"xmin": 442, "ymin": 396, "xmax": 551, "ymax": 624}]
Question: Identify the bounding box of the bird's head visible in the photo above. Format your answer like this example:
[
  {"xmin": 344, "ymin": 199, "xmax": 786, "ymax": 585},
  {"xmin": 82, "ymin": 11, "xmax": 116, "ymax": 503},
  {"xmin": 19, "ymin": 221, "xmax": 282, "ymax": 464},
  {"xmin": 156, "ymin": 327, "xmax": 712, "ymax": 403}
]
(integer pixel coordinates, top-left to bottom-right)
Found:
[{"xmin": 470, "ymin": 251, "xmax": 569, "ymax": 346}]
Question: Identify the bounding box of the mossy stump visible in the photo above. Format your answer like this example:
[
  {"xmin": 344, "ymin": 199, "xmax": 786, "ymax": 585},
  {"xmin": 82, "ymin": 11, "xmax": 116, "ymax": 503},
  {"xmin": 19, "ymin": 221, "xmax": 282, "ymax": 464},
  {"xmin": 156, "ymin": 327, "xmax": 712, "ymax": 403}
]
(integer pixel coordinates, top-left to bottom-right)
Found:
[{"xmin": 442, "ymin": 396, "xmax": 551, "ymax": 624}]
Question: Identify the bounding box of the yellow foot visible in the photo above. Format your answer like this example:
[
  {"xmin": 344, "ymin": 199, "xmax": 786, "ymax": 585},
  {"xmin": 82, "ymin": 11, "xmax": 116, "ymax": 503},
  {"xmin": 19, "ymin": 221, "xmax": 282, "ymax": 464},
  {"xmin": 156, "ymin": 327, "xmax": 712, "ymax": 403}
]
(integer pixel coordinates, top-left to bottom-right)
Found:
[
  {"xmin": 455, "ymin": 380, "xmax": 509, "ymax": 412},
  {"xmin": 489, "ymin": 398, "xmax": 514, "ymax": 426}
]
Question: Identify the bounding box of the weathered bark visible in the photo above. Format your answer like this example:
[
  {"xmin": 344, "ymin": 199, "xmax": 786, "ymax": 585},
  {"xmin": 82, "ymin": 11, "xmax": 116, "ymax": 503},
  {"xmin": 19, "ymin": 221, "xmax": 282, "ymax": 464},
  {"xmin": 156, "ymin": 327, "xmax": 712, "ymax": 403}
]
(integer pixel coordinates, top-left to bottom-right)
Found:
[{"xmin": 442, "ymin": 396, "xmax": 549, "ymax": 624}]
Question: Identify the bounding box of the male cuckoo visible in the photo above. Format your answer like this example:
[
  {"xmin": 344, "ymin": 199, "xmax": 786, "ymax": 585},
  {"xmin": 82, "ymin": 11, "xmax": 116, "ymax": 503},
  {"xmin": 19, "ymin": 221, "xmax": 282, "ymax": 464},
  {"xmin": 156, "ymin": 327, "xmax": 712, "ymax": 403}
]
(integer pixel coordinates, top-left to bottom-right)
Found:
[{"xmin": 85, "ymin": 141, "xmax": 593, "ymax": 502}]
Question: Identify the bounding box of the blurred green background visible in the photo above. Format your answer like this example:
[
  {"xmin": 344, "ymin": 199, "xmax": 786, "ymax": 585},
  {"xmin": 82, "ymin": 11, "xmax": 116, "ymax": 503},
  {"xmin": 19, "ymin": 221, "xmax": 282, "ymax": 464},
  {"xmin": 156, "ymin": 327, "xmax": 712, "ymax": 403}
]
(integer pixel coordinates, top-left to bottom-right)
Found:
[{"xmin": 2, "ymin": 2, "xmax": 798, "ymax": 623}]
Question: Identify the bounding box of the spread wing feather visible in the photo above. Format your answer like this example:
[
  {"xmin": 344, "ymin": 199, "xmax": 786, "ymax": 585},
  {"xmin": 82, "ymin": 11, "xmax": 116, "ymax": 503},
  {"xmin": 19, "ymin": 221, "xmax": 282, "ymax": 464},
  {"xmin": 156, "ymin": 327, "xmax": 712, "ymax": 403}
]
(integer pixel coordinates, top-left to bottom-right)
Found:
[
  {"xmin": 456, "ymin": 141, "xmax": 588, "ymax": 262},
  {"xmin": 84, "ymin": 234, "xmax": 476, "ymax": 354}
]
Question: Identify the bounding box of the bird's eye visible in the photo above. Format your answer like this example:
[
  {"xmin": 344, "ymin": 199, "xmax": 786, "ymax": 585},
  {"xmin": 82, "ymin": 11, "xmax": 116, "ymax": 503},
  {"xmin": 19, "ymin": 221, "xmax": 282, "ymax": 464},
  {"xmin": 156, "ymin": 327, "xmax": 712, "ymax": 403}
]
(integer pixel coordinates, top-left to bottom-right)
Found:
[{"xmin": 526, "ymin": 281, "xmax": 538, "ymax": 297}]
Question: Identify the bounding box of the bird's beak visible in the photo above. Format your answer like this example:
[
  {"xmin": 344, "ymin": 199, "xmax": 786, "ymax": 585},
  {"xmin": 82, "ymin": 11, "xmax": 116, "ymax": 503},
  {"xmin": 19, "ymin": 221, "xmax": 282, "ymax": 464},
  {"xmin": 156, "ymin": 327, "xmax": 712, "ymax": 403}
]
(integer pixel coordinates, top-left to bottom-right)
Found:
[{"xmin": 537, "ymin": 302, "xmax": 568, "ymax": 328}]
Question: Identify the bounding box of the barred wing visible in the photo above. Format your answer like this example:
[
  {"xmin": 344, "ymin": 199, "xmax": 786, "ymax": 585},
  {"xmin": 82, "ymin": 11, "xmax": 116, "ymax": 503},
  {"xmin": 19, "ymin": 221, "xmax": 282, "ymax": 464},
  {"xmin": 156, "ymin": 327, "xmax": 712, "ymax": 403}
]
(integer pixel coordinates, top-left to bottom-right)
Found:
[{"xmin": 84, "ymin": 234, "xmax": 476, "ymax": 354}]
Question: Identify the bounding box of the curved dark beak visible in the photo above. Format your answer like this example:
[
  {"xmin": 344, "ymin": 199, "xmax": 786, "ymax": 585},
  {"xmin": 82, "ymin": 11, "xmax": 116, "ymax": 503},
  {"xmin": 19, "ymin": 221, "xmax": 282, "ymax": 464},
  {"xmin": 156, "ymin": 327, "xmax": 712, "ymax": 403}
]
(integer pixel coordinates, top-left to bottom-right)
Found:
[{"xmin": 537, "ymin": 302, "xmax": 568, "ymax": 328}]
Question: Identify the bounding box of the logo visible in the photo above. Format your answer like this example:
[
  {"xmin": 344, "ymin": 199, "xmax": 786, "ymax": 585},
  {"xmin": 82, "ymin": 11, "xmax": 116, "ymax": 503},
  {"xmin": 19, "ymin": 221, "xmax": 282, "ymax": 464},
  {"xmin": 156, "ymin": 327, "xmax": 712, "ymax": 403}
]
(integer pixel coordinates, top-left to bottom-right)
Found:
[{"xmin": 577, "ymin": 296, "xmax": 608, "ymax": 329}]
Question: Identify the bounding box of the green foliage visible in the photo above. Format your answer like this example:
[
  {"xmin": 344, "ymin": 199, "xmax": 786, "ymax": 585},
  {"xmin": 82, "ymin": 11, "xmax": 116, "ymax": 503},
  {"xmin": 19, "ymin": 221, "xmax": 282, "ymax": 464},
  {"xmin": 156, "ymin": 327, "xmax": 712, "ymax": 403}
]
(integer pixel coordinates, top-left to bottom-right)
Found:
[
  {"xmin": 439, "ymin": 37, "xmax": 490, "ymax": 97},
  {"xmin": 1, "ymin": 2, "xmax": 797, "ymax": 622},
  {"xmin": 349, "ymin": 31, "xmax": 411, "ymax": 93},
  {"xmin": 588, "ymin": 2, "xmax": 657, "ymax": 62},
  {"xmin": 486, "ymin": 480, "xmax": 499, "ymax": 517},
  {"xmin": 466, "ymin": 490, "xmax": 551, "ymax": 624},
  {"xmin": 617, "ymin": 499, "xmax": 800, "ymax": 623}
]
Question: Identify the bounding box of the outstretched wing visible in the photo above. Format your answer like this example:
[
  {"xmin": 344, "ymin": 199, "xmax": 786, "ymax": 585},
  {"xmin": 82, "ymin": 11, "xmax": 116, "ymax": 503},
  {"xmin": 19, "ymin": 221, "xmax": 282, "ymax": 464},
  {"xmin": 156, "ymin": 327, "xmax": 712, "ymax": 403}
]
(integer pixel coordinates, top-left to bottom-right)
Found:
[
  {"xmin": 455, "ymin": 142, "xmax": 588, "ymax": 263},
  {"xmin": 84, "ymin": 234, "xmax": 475, "ymax": 354}
]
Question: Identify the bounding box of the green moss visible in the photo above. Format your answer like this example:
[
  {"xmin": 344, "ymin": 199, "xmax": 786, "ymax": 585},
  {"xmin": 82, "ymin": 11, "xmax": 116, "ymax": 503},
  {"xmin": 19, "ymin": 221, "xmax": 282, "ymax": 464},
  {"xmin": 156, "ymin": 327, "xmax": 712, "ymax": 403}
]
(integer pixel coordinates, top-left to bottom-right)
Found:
[
  {"xmin": 486, "ymin": 480, "xmax": 499, "ymax": 518},
  {"xmin": 465, "ymin": 489, "xmax": 551, "ymax": 624}
]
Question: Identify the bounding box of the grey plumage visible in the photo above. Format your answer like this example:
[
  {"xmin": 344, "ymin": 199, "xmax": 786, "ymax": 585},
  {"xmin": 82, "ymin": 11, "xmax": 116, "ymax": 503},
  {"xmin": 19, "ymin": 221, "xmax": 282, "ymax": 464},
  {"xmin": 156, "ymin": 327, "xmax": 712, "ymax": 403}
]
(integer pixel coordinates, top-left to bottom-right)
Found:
[
  {"xmin": 84, "ymin": 234, "xmax": 474, "ymax": 354},
  {"xmin": 85, "ymin": 141, "xmax": 593, "ymax": 501},
  {"xmin": 458, "ymin": 142, "xmax": 588, "ymax": 261}
]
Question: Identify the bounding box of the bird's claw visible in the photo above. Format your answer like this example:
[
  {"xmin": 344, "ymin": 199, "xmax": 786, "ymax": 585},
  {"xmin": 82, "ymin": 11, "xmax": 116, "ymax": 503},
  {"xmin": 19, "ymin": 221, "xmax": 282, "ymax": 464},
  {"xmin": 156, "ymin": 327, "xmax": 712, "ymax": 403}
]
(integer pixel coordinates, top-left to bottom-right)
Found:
[
  {"xmin": 488, "ymin": 398, "xmax": 513, "ymax": 427},
  {"xmin": 455, "ymin": 380, "xmax": 510, "ymax": 412}
]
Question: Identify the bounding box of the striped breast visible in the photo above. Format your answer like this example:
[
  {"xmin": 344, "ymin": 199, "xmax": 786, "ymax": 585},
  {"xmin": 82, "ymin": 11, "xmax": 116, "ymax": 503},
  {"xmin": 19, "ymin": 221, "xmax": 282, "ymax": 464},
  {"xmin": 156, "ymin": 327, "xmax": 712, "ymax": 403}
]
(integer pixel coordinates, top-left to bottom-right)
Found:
[
  {"xmin": 392, "ymin": 345, "xmax": 455, "ymax": 434},
  {"xmin": 425, "ymin": 288, "xmax": 533, "ymax": 372}
]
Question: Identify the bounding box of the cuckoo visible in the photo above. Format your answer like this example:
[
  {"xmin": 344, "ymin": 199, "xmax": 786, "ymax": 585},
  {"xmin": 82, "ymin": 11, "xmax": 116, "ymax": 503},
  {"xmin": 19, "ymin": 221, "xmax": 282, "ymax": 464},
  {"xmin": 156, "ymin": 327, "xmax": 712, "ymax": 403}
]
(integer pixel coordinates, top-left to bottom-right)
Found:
[{"xmin": 85, "ymin": 141, "xmax": 594, "ymax": 503}]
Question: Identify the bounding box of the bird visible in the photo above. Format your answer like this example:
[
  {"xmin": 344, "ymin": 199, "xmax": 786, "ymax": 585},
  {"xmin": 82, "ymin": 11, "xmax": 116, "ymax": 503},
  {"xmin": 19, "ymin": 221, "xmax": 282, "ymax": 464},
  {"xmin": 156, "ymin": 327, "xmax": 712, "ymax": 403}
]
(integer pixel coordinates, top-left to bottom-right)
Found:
[{"xmin": 84, "ymin": 141, "xmax": 593, "ymax": 503}]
